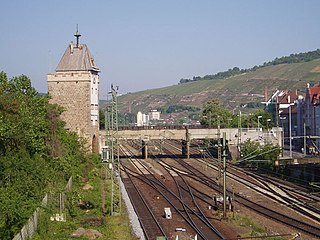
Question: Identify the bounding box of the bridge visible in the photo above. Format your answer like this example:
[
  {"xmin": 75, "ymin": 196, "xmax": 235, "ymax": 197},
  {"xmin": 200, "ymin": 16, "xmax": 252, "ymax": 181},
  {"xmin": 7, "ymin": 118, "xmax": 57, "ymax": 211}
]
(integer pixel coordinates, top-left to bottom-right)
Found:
[{"xmin": 99, "ymin": 126, "xmax": 283, "ymax": 159}]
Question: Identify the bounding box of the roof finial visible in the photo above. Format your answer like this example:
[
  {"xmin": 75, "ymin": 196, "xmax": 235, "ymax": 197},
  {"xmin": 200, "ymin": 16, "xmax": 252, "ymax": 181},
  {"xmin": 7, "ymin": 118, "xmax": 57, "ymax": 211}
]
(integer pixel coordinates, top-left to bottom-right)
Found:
[{"xmin": 74, "ymin": 24, "xmax": 81, "ymax": 48}]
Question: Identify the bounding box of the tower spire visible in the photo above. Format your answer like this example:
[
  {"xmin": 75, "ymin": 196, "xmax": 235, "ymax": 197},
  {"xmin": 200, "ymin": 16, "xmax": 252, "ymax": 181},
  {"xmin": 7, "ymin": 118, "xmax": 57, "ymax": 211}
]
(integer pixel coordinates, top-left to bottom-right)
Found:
[{"xmin": 74, "ymin": 24, "xmax": 81, "ymax": 47}]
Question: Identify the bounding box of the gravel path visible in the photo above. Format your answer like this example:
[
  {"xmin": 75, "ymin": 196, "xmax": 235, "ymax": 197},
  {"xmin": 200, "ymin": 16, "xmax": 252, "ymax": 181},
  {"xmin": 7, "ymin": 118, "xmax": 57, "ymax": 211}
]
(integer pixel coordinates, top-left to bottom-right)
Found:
[{"xmin": 120, "ymin": 176, "xmax": 146, "ymax": 240}]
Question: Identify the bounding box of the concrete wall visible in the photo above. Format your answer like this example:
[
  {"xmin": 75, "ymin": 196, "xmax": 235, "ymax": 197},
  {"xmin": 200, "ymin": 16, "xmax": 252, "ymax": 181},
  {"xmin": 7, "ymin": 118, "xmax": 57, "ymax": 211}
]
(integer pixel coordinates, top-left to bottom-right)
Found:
[
  {"xmin": 101, "ymin": 127, "xmax": 282, "ymax": 149},
  {"xmin": 288, "ymin": 164, "xmax": 320, "ymax": 183}
]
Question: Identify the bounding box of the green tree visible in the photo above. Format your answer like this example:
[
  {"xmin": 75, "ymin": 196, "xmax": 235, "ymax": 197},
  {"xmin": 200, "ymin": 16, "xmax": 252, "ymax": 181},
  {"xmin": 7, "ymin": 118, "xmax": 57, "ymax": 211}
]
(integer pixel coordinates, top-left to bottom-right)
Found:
[
  {"xmin": 0, "ymin": 72, "xmax": 96, "ymax": 239},
  {"xmin": 244, "ymin": 110, "xmax": 273, "ymax": 129},
  {"xmin": 241, "ymin": 139, "xmax": 281, "ymax": 169},
  {"xmin": 0, "ymin": 73, "xmax": 49, "ymax": 156},
  {"xmin": 200, "ymin": 99, "xmax": 233, "ymax": 128}
]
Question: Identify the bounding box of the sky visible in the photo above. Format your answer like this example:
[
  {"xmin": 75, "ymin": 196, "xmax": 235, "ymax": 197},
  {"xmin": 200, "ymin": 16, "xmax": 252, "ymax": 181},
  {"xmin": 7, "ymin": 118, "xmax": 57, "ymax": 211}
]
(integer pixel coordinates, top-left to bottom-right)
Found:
[{"xmin": 1, "ymin": 1, "xmax": 320, "ymax": 98}]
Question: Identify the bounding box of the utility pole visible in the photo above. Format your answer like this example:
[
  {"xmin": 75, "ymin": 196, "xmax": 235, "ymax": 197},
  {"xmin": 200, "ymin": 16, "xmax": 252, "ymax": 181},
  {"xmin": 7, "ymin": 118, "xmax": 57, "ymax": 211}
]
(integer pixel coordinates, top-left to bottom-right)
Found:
[
  {"xmin": 104, "ymin": 84, "xmax": 121, "ymax": 216},
  {"xmin": 238, "ymin": 110, "xmax": 242, "ymax": 158},
  {"xmin": 217, "ymin": 116, "xmax": 221, "ymax": 178},
  {"xmin": 289, "ymin": 104, "xmax": 292, "ymax": 158},
  {"xmin": 276, "ymin": 100, "xmax": 279, "ymax": 129},
  {"xmin": 222, "ymin": 132, "xmax": 227, "ymax": 219},
  {"xmin": 304, "ymin": 122, "xmax": 307, "ymax": 156}
]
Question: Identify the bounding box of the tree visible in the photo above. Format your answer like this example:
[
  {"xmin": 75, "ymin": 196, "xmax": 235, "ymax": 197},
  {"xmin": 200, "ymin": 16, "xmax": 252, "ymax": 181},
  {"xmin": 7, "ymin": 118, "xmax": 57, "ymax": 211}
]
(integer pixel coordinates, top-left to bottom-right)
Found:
[
  {"xmin": 0, "ymin": 73, "xmax": 49, "ymax": 156},
  {"xmin": 200, "ymin": 99, "xmax": 233, "ymax": 128},
  {"xmin": 99, "ymin": 109, "xmax": 106, "ymax": 129},
  {"xmin": 247, "ymin": 110, "xmax": 273, "ymax": 129},
  {"xmin": 240, "ymin": 139, "xmax": 281, "ymax": 169},
  {"xmin": 0, "ymin": 72, "xmax": 97, "ymax": 239}
]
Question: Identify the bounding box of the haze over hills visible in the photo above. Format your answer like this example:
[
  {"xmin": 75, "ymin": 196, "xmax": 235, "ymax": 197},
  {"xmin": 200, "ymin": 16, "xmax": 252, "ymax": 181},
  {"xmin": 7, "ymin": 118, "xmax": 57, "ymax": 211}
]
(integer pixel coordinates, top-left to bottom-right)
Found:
[{"xmin": 117, "ymin": 50, "xmax": 320, "ymax": 115}]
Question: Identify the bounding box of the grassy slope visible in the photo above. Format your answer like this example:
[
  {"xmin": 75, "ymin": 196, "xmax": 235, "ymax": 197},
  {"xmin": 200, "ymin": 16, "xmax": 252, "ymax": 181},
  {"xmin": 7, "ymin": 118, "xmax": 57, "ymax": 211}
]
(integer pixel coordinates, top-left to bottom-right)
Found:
[
  {"xmin": 31, "ymin": 163, "xmax": 137, "ymax": 240},
  {"xmin": 118, "ymin": 59, "xmax": 320, "ymax": 113}
]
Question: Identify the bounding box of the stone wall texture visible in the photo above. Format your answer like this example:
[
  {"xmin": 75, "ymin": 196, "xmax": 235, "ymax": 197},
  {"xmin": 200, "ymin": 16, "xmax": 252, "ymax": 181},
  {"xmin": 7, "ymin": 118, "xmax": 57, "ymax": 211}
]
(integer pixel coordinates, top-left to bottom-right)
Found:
[{"xmin": 48, "ymin": 71, "xmax": 99, "ymax": 151}]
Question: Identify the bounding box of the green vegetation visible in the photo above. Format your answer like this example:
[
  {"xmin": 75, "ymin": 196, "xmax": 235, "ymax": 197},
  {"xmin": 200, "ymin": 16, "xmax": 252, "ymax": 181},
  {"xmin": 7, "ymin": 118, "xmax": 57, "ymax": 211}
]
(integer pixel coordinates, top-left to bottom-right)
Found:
[
  {"xmin": 32, "ymin": 164, "xmax": 136, "ymax": 240},
  {"xmin": 0, "ymin": 72, "xmax": 90, "ymax": 239},
  {"xmin": 0, "ymin": 72, "xmax": 135, "ymax": 240},
  {"xmin": 100, "ymin": 106, "xmax": 136, "ymax": 128},
  {"xmin": 241, "ymin": 109, "xmax": 273, "ymax": 129},
  {"xmin": 159, "ymin": 104, "xmax": 200, "ymax": 114},
  {"xmin": 236, "ymin": 215, "xmax": 265, "ymax": 235},
  {"xmin": 231, "ymin": 215, "xmax": 286, "ymax": 239},
  {"xmin": 118, "ymin": 112, "xmax": 136, "ymax": 126},
  {"xmin": 118, "ymin": 50, "xmax": 320, "ymax": 116},
  {"xmin": 200, "ymin": 99, "xmax": 233, "ymax": 128},
  {"xmin": 200, "ymin": 99, "xmax": 273, "ymax": 129},
  {"xmin": 180, "ymin": 49, "xmax": 320, "ymax": 83},
  {"xmin": 99, "ymin": 109, "xmax": 106, "ymax": 129},
  {"xmin": 180, "ymin": 66, "xmax": 247, "ymax": 83},
  {"xmin": 240, "ymin": 139, "xmax": 281, "ymax": 169}
]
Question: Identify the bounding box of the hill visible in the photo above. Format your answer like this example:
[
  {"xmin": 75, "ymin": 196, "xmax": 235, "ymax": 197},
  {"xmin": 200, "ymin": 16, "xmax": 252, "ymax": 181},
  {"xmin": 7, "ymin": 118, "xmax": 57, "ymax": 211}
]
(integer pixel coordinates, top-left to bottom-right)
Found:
[{"xmin": 117, "ymin": 57, "xmax": 320, "ymax": 116}]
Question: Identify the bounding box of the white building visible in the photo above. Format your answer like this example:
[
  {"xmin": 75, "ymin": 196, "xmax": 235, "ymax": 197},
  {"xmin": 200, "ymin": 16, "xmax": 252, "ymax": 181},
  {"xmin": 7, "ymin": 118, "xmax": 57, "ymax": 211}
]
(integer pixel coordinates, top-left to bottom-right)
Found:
[
  {"xmin": 149, "ymin": 109, "xmax": 161, "ymax": 120},
  {"xmin": 136, "ymin": 112, "xmax": 149, "ymax": 126},
  {"xmin": 137, "ymin": 112, "xmax": 143, "ymax": 126}
]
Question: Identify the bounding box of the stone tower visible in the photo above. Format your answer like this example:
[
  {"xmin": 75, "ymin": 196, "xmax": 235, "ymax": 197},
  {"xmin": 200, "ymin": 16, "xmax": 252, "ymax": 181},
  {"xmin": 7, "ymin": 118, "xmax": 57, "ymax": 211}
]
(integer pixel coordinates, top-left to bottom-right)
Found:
[{"xmin": 47, "ymin": 31, "xmax": 100, "ymax": 153}]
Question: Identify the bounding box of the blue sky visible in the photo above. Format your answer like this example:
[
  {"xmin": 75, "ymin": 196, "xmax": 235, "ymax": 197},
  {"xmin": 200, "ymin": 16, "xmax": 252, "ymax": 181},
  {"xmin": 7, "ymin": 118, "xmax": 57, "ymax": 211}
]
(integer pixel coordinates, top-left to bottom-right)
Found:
[{"xmin": 1, "ymin": 1, "xmax": 320, "ymax": 97}]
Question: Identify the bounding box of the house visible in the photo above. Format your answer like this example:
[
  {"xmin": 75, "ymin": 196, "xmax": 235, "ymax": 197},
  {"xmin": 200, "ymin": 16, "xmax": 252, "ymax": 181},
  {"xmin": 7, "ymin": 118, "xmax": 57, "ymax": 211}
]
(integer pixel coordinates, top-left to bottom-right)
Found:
[
  {"xmin": 304, "ymin": 84, "xmax": 320, "ymax": 152},
  {"xmin": 265, "ymin": 90, "xmax": 301, "ymax": 150},
  {"xmin": 264, "ymin": 84, "xmax": 320, "ymax": 155},
  {"xmin": 149, "ymin": 109, "xmax": 161, "ymax": 121}
]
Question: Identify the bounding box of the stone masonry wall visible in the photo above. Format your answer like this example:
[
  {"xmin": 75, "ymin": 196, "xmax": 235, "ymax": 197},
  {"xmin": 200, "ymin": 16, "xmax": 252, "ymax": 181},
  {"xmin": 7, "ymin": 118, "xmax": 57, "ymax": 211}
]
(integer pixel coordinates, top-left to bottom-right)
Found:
[{"xmin": 48, "ymin": 71, "xmax": 93, "ymax": 145}]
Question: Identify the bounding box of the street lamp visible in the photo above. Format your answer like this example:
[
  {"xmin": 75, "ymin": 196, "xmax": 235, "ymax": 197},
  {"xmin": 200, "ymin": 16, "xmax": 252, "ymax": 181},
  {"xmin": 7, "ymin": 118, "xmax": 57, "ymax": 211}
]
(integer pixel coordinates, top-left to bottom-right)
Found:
[
  {"xmin": 238, "ymin": 111, "xmax": 242, "ymax": 156},
  {"xmin": 280, "ymin": 116, "xmax": 286, "ymax": 156},
  {"xmin": 267, "ymin": 118, "xmax": 272, "ymax": 131},
  {"xmin": 257, "ymin": 115, "xmax": 262, "ymax": 131}
]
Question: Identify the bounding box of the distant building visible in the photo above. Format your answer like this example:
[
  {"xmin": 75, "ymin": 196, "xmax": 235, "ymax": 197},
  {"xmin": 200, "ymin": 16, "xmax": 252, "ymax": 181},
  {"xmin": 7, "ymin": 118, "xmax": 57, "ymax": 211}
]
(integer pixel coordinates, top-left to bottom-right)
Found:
[
  {"xmin": 149, "ymin": 109, "xmax": 161, "ymax": 120},
  {"xmin": 266, "ymin": 86, "xmax": 320, "ymax": 154},
  {"xmin": 265, "ymin": 90, "xmax": 299, "ymax": 122},
  {"xmin": 304, "ymin": 85, "xmax": 320, "ymax": 152},
  {"xmin": 144, "ymin": 113, "xmax": 149, "ymax": 125},
  {"xmin": 47, "ymin": 30, "xmax": 100, "ymax": 152},
  {"xmin": 136, "ymin": 111, "xmax": 149, "ymax": 126},
  {"xmin": 265, "ymin": 90, "xmax": 301, "ymax": 149},
  {"xmin": 136, "ymin": 112, "xmax": 143, "ymax": 126}
]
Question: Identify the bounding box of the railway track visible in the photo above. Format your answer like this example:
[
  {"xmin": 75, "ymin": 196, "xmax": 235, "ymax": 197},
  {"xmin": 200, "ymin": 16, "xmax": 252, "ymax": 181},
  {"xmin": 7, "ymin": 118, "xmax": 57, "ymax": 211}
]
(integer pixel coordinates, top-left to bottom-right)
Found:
[
  {"xmin": 120, "ymin": 142, "xmax": 225, "ymax": 240},
  {"xmin": 120, "ymin": 145, "xmax": 168, "ymax": 240},
  {"xmin": 158, "ymin": 159, "xmax": 224, "ymax": 239},
  {"xmin": 165, "ymin": 139, "xmax": 320, "ymax": 214},
  {"xmin": 158, "ymin": 139, "xmax": 320, "ymax": 238}
]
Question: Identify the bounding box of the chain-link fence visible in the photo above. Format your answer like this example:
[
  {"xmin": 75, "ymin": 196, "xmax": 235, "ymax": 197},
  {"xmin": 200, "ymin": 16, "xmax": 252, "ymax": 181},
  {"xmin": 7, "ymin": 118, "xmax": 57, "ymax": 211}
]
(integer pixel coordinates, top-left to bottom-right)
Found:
[
  {"xmin": 12, "ymin": 177, "xmax": 72, "ymax": 240},
  {"xmin": 12, "ymin": 194, "xmax": 47, "ymax": 240}
]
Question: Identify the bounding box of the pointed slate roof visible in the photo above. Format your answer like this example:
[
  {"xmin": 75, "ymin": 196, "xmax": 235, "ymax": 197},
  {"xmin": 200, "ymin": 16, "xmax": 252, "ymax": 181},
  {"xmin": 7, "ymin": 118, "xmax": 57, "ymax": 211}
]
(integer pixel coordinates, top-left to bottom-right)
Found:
[{"xmin": 56, "ymin": 43, "xmax": 99, "ymax": 72}]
